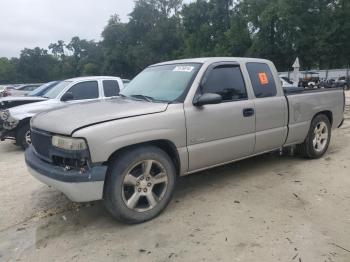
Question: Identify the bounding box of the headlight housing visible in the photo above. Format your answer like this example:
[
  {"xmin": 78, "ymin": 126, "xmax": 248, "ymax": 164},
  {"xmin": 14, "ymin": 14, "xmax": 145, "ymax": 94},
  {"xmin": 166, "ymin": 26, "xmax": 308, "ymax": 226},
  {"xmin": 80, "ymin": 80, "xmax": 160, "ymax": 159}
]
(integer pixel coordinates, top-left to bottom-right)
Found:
[
  {"xmin": 3, "ymin": 117, "xmax": 19, "ymax": 130},
  {"xmin": 0, "ymin": 110, "xmax": 10, "ymax": 121},
  {"xmin": 52, "ymin": 135, "xmax": 87, "ymax": 151},
  {"xmin": 2, "ymin": 110, "xmax": 19, "ymax": 130}
]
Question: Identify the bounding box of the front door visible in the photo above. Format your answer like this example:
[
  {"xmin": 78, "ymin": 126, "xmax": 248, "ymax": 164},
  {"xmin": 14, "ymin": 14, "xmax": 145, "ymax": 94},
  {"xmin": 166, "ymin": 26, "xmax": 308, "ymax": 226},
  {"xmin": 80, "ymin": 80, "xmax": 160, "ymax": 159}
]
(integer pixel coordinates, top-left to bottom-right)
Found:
[{"xmin": 184, "ymin": 63, "xmax": 256, "ymax": 172}]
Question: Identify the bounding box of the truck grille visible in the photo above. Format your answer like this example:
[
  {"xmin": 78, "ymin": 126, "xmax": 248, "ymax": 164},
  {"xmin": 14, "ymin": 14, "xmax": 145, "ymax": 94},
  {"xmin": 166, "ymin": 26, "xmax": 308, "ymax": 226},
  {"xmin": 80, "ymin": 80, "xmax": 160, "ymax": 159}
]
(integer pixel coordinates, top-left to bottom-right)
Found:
[{"xmin": 31, "ymin": 129, "xmax": 52, "ymax": 161}]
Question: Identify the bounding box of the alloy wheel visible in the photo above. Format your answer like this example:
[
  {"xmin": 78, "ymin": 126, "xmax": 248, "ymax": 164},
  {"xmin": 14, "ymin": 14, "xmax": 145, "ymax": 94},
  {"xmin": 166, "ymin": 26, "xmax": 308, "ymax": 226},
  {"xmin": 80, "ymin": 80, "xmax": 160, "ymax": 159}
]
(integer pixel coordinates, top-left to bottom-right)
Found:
[
  {"xmin": 25, "ymin": 130, "xmax": 31, "ymax": 145},
  {"xmin": 312, "ymin": 122, "xmax": 328, "ymax": 152},
  {"xmin": 121, "ymin": 160, "xmax": 168, "ymax": 212}
]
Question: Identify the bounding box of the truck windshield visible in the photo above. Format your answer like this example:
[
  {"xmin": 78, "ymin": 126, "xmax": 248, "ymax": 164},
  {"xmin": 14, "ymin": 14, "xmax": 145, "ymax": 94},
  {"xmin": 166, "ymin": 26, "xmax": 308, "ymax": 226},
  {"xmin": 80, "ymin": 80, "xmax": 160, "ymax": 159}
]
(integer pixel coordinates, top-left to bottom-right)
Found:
[
  {"xmin": 43, "ymin": 81, "xmax": 72, "ymax": 99},
  {"xmin": 121, "ymin": 63, "xmax": 201, "ymax": 102},
  {"xmin": 27, "ymin": 81, "xmax": 59, "ymax": 97}
]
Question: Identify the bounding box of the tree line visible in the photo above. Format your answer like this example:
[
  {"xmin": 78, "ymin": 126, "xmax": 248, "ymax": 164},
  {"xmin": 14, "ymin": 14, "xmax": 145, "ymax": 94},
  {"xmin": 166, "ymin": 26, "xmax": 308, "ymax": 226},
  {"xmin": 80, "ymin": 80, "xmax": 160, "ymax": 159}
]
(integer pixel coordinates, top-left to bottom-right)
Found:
[{"xmin": 0, "ymin": 0, "xmax": 349, "ymax": 84}]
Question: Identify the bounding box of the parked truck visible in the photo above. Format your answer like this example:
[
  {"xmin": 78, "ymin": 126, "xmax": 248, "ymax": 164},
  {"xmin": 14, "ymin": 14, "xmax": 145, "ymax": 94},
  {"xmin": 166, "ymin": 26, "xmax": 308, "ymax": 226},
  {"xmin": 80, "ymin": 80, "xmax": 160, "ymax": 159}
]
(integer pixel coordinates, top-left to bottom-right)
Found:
[
  {"xmin": 0, "ymin": 81, "xmax": 61, "ymax": 110},
  {"xmin": 0, "ymin": 76, "xmax": 124, "ymax": 149},
  {"xmin": 25, "ymin": 57, "xmax": 345, "ymax": 224}
]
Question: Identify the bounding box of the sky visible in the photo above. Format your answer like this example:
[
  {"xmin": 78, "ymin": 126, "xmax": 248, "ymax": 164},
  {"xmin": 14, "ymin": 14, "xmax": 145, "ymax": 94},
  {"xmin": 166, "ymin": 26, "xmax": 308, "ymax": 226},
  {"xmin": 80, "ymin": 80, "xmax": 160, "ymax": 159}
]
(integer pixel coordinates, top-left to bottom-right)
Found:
[{"xmin": 0, "ymin": 0, "xmax": 136, "ymax": 58}]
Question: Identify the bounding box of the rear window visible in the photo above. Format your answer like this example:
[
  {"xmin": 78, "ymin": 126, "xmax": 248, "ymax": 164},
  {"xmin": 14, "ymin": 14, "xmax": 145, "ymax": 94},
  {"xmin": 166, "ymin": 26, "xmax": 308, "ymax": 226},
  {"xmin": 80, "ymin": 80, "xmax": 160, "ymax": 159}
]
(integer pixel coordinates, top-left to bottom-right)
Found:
[
  {"xmin": 103, "ymin": 80, "xmax": 119, "ymax": 97},
  {"xmin": 246, "ymin": 63, "xmax": 277, "ymax": 98}
]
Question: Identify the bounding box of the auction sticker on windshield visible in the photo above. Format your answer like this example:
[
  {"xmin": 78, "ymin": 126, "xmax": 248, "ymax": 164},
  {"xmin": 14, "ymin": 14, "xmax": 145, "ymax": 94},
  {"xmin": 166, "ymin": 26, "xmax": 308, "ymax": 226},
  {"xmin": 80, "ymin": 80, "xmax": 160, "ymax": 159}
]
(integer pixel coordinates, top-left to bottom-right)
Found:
[{"xmin": 173, "ymin": 66, "xmax": 194, "ymax": 72}]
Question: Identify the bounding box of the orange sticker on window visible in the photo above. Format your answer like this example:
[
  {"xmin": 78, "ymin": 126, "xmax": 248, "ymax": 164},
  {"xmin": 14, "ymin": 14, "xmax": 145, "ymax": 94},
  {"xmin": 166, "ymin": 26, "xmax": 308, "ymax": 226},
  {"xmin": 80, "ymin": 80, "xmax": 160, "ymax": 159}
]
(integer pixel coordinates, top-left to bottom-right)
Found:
[{"xmin": 258, "ymin": 72, "xmax": 269, "ymax": 85}]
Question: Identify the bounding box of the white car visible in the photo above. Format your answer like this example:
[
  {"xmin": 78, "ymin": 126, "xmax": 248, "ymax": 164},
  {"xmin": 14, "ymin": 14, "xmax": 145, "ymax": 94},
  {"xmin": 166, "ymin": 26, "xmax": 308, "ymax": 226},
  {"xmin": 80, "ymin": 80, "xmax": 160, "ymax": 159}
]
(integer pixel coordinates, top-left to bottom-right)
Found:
[
  {"xmin": 0, "ymin": 76, "xmax": 124, "ymax": 149},
  {"xmin": 0, "ymin": 86, "xmax": 5, "ymax": 96},
  {"xmin": 7, "ymin": 84, "xmax": 43, "ymax": 96},
  {"xmin": 280, "ymin": 76, "xmax": 296, "ymax": 88}
]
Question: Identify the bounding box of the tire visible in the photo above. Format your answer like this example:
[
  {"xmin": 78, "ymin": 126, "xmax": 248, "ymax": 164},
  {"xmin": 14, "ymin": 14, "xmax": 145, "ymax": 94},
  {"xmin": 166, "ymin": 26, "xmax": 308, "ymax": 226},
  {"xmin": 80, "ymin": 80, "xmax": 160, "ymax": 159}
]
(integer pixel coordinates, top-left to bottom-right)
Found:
[
  {"xmin": 297, "ymin": 114, "xmax": 331, "ymax": 159},
  {"xmin": 103, "ymin": 145, "xmax": 176, "ymax": 224},
  {"xmin": 16, "ymin": 123, "xmax": 31, "ymax": 150}
]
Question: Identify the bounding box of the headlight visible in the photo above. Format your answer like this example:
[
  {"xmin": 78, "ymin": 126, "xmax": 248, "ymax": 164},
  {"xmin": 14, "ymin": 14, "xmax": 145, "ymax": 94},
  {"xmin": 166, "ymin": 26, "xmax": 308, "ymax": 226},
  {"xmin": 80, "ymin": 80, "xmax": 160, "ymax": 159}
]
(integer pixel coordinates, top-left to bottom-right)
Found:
[
  {"xmin": 2, "ymin": 110, "xmax": 19, "ymax": 130},
  {"xmin": 52, "ymin": 135, "xmax": 87, "ymax": 151},
  {"xmin": 3, "ymin": 117, "xmax": 19, "ymax": 130},
  {"xmin": 0, "ymin": 110, "xmax": 10, "ymax": 121}
]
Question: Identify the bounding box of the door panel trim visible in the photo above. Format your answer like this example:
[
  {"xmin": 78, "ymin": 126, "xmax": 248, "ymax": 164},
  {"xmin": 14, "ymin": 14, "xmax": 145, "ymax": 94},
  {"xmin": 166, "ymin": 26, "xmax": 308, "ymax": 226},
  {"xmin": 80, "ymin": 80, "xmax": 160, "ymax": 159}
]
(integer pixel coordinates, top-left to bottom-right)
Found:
[{"xmin": 187, "ymin": 132, "xmax": 255, "ymax": 171}]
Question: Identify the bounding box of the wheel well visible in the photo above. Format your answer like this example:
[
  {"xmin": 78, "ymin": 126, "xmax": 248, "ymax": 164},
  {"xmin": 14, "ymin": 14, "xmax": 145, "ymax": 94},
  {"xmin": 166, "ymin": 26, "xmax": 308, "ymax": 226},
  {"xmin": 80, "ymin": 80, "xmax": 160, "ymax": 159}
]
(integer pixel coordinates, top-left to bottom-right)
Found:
[
  {"xmin": 314, "ymin": 111, "xmax": 333, "ymax": 126},
  {"xmin": 18, "ymin": 117, "xmax": 31, "ymax": 129},
  {"xmin": 105, "ymin": 140, "xmax": 181, "ymax": 176}
]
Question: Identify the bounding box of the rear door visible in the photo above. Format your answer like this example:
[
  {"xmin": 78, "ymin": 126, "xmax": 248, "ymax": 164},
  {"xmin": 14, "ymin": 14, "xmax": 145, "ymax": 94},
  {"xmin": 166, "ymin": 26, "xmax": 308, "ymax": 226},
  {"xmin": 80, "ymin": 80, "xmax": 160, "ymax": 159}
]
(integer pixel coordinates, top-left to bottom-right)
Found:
[
  {"xmin": 102, "ymin": 79, "xmax": 120, "ymax": 98},
  {"xmin": 185, "ymin": 63, "xmax": 256, "ymax": 171},
  {"xmin": 245, "ymin": 62, "xmax": 288, "ymax": 153}
]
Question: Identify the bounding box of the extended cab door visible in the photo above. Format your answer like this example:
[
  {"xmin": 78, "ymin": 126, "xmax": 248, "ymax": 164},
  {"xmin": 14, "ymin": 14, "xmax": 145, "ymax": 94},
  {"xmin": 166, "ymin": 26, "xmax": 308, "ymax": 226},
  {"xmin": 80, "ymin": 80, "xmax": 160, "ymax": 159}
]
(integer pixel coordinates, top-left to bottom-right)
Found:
[
  {"xmin": 101, "ymin": 79, "xmax": 121, "ymax": 98},
  {"xmin": 185, "ymin": 63, "xmax": 256, "ymax": 172},
  {"xmin": 245, "ymin": 62, "xmax": 288, "ymax": 153}
]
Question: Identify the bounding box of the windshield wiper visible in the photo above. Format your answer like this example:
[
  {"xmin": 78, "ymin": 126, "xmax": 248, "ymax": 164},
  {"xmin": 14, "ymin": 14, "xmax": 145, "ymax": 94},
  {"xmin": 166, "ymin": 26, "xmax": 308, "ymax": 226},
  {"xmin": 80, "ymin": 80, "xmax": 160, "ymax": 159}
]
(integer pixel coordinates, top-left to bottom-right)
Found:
[
  {"xmin": 129, "ymin": 94, "xmax": 155, "ymax": 102},
  {"xmin": 120, "ymin": 93, "xmax": 168, "ymax": 103}
]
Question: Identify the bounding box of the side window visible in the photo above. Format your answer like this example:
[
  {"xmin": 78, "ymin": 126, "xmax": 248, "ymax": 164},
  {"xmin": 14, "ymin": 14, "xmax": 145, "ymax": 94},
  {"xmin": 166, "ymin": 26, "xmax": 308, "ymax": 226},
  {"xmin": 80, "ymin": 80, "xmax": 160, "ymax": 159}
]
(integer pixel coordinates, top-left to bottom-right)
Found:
[
  {"xmin": 201, "ymin": 65, "xmax": 247, "ymax": 101},
  {"xmin": 103, "ymin": 80, "xmax": 119, "ymax": 97},
  {"xmin": 66, "ymin": 81, "xmax": 99, "ymax": 100},
  {"xmin": 246, "ymin": 62, "xmax": 277, "ymax": 98}
]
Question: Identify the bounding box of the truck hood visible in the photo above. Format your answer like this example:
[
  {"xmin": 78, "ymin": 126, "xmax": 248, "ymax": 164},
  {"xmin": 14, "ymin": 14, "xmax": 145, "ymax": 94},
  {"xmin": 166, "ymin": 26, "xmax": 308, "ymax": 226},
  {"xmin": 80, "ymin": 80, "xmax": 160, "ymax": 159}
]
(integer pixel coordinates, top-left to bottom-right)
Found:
[
  {"xmin": 1, "ymin": 96, "xmax": 46, "ymax": 102},
  {"xmin": 0, "ymin": 96, "xmax": 47, "ymax": 110},
  {"xmin": 32, "ymin": 98, "xmax": 168, "ymax": 135},
  {"xmin": 8, "ymin": 99, "xmax": 64, "ymax": 120}
]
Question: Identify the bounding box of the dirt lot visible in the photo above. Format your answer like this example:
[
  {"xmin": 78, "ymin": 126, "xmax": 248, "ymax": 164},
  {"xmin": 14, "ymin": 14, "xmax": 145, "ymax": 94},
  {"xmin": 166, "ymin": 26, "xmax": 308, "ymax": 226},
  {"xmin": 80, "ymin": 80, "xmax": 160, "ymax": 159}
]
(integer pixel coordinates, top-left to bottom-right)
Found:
[{"xmin": 1, "ymin": 92, "xmax": 350, "ymax": 262}]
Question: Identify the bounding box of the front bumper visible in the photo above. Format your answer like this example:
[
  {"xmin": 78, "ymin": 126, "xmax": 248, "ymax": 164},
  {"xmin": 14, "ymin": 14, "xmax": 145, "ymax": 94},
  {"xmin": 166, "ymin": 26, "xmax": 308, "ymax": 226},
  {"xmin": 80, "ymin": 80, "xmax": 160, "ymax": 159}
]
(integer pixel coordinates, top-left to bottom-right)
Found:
[
  {"xmin": 25, "ymin": 146, "xmax": 107, "ymax": 202},
  {"xmin": 0, "ymin": 119, "xmax": 16, "ymax": 141},
  {"xmin": 0, "ymin": 128, "xmax": 15, "ymax": 141}
]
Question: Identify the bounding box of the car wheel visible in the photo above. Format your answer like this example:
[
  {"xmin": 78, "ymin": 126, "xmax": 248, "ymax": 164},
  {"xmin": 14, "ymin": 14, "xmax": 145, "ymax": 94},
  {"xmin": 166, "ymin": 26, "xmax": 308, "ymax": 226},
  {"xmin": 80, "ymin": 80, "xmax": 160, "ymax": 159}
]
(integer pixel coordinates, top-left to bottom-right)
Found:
[
  {"xmin": 103, "ymin": 145, "xmax": 176, "ymax": 224},
  {"xmin": 297, "ymin": 114, "xmax": 331, "ymax": 159},
  {"xmin": 16, "ymin": 123, "xmax": 31, "ymax": 150}
]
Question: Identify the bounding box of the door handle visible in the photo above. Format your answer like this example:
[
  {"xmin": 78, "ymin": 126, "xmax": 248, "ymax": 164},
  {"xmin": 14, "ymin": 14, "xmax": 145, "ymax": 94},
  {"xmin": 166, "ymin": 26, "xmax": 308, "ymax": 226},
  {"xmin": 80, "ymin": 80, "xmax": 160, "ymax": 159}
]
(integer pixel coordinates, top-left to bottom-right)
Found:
[{"xmin": 243, "ymin": 108, "xmax": 255, "ymax": 117}]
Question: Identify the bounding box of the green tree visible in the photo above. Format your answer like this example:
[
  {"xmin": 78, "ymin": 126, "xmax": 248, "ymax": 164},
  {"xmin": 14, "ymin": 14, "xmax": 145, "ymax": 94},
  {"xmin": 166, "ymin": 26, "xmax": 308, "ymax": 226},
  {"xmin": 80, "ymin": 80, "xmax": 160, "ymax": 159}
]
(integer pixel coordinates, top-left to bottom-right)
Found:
[
  {"xmin": 0, "ymin": 58, "xmax": 17, "ymax": 84},
  {"xmin": 17, "ymin": 47, "xmax": 58, "ymax": 82}
]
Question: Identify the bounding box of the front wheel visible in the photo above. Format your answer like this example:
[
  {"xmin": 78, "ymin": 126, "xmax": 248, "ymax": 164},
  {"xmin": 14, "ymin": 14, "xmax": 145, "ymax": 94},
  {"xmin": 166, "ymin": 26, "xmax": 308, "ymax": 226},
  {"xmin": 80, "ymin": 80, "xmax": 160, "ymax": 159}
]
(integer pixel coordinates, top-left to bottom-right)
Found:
[
  {"xmin": 16, "ymin": 123, "xmax": 31, "ymax": 150},
  {"xmin": 103, "ymin": 146, "xmax": 176, "ymax": 224},
  {"xmin": 297, "ymin": 114, "xmax": 331, "ymax": 158}
]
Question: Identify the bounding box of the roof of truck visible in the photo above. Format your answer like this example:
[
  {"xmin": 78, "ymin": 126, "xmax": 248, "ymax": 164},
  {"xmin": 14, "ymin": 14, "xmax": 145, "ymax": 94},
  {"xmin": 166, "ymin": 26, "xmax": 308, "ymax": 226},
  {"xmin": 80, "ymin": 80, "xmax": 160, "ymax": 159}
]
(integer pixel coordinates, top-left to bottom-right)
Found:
[
  {"xmin": 152, "ymin": 57, "xmax": 272, "ymax": 66},
  {"xmin": 64, "ymin": 76, "xmax": 121, "ymax": 81}
]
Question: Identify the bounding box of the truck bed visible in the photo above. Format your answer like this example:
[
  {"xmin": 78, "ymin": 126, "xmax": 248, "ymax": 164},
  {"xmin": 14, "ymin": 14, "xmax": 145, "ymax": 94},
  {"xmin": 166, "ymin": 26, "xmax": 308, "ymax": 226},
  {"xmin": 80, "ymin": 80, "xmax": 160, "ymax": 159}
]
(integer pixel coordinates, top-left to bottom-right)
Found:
[{"xmin": 284, "ymin": 88, "xmax": 345, "ymax": 146}]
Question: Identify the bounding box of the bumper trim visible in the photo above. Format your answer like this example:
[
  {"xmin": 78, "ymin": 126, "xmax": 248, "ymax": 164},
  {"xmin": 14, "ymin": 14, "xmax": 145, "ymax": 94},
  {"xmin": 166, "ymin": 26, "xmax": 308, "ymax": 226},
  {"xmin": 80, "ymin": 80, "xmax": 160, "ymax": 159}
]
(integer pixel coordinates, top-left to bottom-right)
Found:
[
  {"xmin": 338, "ymin": 119, "xmax": 344, "ymax": 128},
  {"xmin": 27, "ymin": 165, "xmax": 104, "ymax": 202},
  {"xmin": 25, "ymin": 146, "xmax": 107, "ymax": 202}
]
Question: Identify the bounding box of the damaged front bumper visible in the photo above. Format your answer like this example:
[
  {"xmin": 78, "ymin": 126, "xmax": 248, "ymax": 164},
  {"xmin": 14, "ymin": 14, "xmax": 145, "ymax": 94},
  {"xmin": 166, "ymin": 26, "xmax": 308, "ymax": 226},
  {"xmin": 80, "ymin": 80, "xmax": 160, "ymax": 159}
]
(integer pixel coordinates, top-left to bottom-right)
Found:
[
  {"xmin": 25, "ymin": 146, "xmax": 107, "ymax": 202},
  {"xmin": 0, "ymin": 128, "xmax": 16, "ymax": 141},
  {"xmin": 0, "ymin": 118, "xmax": 16, "ymax": 142}
]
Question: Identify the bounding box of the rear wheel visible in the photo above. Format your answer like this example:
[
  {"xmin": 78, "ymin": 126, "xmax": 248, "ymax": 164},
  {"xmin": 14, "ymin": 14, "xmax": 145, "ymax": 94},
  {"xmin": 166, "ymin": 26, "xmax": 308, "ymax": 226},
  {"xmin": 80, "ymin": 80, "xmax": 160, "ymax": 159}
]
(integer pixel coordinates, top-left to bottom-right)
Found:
[
  {"xmin": 103, "ymin": 146, "xmax": 176, "ymax": 224},
  {"xmin": 297, "ymin": 114, "xmax": 331, "ymax": 158},
  {"xmin": 16, "ymin": 123, "xmax": 31, "ymax": 150}
]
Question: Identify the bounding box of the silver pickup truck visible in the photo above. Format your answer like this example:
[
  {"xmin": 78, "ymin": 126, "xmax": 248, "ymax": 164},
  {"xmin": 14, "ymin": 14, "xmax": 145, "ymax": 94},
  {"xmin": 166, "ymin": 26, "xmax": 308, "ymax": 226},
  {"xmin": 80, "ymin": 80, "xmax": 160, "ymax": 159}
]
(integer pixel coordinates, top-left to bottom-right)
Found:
[{"xmin": 25, "ymin": 57, "xmax": 345, "ymax": 224}]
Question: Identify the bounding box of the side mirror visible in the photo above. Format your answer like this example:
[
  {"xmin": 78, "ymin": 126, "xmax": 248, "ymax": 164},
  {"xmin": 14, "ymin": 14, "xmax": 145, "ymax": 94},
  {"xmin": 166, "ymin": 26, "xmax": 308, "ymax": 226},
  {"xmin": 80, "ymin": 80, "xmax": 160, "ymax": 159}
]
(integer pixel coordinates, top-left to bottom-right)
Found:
[
  {"xmin": 193, "ymin": 93, "xmax": 222, "ymax": 107},
  {"xmin": 61, "ymin": 92, "xmax": 74, "ymax": 102}
]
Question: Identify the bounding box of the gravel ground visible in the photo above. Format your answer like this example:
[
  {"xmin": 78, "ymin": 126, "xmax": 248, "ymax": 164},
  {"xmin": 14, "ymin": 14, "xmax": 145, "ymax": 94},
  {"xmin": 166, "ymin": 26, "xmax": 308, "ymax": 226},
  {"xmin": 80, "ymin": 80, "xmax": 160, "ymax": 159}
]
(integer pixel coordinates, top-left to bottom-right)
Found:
[{"xmin": 0, "ymin": 91, "xmax": 350, "ymax": 262}]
